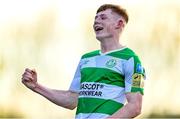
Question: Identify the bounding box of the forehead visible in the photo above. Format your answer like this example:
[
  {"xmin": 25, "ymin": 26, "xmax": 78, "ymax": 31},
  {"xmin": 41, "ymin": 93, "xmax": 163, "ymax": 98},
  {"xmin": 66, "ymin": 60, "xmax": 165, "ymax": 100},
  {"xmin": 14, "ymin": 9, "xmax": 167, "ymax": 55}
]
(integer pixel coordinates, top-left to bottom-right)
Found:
[
  {"xmin": 96, "ymin": 9, "xmax": 113, "ymax": 17},
  {"xmin": 95, "ymin": 9, "xmax": 120, "ymax": 18}
]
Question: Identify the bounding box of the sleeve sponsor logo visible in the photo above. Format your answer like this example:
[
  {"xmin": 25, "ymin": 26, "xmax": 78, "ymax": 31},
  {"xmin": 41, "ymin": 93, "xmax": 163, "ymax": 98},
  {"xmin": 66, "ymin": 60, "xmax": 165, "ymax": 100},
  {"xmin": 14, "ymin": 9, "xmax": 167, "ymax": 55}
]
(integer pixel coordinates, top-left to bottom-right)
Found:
[
  {"xmin": 136, "ymin": 63, "xmax": 143, "ymax": 73},
  {"xmin": 136, "ymin": 63, "xmax": 146, "ymax": 80},
  {"xmin": 132, "ymin": 73, "xmax": 144, "ymax": 88}
]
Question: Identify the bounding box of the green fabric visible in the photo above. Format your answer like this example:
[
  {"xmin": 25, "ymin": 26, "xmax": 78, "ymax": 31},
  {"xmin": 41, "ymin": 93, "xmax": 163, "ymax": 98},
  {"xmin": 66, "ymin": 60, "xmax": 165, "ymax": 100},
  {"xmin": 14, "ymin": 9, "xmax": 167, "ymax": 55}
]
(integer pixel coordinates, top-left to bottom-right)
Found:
[
  {"xmin": 131, "ymin": 87, "xmax": 144, "ymax": 95},
  {"xmin": 81, "ymin": 68, "xmax": 125, "ymax": 87},
  {"xmin": 81, "ymin": 48, "xmax": 136, "ymax": 60},
  {"xmin": 76, "ymin": 98, "xmax": 124, "ymax": 115},
  {"xmin": 107, "ymin": 48, "xmax": 135, "ymax": 60}
]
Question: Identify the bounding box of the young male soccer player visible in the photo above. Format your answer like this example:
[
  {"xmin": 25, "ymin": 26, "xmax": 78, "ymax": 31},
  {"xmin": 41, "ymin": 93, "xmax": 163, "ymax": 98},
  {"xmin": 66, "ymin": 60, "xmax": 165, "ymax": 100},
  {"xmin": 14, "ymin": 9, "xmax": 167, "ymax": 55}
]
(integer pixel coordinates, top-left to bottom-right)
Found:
[{"xmin": 22, "ymin": 4, "xmax": 146, "ymax": 119}]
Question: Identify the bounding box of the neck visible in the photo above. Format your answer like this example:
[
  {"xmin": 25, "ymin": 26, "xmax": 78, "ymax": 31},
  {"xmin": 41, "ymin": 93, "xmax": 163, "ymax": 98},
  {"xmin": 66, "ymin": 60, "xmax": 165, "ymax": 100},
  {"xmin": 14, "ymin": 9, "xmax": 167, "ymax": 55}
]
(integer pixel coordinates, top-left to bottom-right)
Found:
[{"xmin": 100, "ymin": 37, "xmax": 124, "ymax": 53}]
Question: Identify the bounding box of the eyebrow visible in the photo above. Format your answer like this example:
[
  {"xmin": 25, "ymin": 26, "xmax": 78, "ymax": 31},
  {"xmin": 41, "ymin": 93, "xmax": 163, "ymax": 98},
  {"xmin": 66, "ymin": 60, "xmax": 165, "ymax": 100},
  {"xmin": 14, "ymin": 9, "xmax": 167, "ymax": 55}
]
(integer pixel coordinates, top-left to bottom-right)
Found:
[{"xmin": 95, "ymin": 14, "xmax": 107, "ymax": 19}]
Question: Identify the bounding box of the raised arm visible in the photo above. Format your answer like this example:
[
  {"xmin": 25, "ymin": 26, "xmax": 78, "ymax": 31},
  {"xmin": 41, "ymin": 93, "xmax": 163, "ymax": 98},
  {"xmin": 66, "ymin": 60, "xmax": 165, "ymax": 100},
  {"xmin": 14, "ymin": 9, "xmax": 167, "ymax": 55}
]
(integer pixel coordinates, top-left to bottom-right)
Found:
[{"xmin": 21, "ymin": 68, "xmax": 78, "ymax": 110}]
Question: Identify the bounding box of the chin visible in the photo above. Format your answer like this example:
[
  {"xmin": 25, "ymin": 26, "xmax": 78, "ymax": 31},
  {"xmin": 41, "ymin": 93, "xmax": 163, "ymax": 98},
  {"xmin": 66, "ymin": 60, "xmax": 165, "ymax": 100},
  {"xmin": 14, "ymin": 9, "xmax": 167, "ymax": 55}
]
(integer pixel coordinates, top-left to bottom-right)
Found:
[
  {"xmin": 96, "ymin": 34, "xmax": 111, "ymax": 41},
  {"xmin": 96, "ymin": 35, "xmax": 104, "ymax": 41}
]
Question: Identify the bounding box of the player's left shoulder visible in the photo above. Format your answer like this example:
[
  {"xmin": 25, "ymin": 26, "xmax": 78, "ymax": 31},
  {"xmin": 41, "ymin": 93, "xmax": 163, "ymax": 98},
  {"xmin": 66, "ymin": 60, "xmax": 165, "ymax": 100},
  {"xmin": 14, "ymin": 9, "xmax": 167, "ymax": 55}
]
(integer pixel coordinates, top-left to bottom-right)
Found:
[{"xmin": 119, "ymin": 47, "xmax": 140, "ymax": 59}]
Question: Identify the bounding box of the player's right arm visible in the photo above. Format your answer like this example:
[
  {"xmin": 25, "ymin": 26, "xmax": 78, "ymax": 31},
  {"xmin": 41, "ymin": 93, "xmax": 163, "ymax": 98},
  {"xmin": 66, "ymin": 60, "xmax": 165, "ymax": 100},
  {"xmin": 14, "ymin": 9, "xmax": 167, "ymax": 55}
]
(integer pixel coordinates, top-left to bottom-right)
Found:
[{"xmin": 21, "ymin": 68, "xmax": 78, "ymax": 110}]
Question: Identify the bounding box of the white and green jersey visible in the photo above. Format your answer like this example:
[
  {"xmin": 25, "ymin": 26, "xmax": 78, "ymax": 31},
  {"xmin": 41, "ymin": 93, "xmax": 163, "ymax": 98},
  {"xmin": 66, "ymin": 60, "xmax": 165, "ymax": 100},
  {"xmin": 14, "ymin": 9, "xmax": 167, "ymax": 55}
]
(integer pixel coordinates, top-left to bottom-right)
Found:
[{"xmin": 69, "ymin": 47, "xmax": 146, "ymax": 119}]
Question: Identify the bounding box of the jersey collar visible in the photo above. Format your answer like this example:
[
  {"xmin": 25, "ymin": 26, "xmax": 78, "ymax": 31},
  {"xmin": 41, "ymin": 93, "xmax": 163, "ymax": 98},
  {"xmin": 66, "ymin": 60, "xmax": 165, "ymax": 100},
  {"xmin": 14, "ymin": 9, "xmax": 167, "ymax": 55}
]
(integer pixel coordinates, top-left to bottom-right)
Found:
[{"xmin": 99, "ymin": 46, "xmax": 127, "ymax": 55}]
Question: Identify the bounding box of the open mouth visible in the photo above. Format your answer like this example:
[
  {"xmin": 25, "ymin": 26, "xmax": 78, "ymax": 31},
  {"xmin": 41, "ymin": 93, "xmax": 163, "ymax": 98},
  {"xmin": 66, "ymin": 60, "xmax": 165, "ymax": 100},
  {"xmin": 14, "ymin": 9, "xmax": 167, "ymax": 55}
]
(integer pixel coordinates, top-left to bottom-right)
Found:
[{"xmin": 95, "ymin": 26, "xmax": 103, "ymax": 32}]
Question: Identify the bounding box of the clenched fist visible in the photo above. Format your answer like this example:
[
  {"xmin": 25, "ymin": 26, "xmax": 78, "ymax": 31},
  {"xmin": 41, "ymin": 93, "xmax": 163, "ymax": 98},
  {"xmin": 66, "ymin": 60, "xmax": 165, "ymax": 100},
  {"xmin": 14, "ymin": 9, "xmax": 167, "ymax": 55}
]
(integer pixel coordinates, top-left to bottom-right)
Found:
[{"xmin": 22, "ymin": 68, "xmax": 38, "ymax": 90}]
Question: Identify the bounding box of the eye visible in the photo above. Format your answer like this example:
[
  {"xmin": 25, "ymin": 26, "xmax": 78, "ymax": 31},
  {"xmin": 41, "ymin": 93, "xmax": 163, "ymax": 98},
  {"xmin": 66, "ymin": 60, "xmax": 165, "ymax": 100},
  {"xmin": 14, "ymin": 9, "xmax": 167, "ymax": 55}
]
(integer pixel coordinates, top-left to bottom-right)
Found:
[{"xmin": 101, "ymin": 16, "xmax": 107, "ymax": 20}]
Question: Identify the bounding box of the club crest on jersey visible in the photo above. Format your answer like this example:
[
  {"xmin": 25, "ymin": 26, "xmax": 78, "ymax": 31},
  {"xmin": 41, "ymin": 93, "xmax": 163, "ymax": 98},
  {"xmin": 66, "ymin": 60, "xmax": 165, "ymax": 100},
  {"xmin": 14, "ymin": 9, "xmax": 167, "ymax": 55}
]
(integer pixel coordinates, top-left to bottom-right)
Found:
[
  {"xmin": 105, "ymin": 59, "xmax": 117, "ymax": 68},
  {"xmin": 132, "ymin": 73, "xmax": 144, "ymax": 88}
]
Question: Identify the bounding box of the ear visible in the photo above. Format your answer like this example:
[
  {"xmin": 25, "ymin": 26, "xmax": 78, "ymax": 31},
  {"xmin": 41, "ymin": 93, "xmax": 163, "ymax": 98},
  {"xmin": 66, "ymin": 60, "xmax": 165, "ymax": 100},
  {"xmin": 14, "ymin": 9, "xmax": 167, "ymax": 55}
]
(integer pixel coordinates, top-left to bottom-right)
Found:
[{"xmin": 115, "ymin": 19, "xmax": 125, "ymax": 29}]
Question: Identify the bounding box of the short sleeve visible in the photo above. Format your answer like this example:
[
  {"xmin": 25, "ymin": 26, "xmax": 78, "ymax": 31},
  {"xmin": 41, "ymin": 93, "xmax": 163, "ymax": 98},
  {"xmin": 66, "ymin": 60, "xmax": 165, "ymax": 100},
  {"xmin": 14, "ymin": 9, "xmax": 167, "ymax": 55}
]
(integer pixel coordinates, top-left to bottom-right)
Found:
[
  {"xmin": 69, "ymin": 60, "xmax": 82, "ymax": 93},
  {"xmin": 124, "ymin": 56, "xmax": 146, "ymax": 95}
]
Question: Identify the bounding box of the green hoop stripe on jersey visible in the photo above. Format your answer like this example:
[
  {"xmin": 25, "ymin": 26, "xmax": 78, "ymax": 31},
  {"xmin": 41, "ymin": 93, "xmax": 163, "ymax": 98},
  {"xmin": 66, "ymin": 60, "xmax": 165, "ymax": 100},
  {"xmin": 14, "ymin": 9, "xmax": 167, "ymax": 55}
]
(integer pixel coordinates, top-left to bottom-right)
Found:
[
  {"xmin": 81, "ymin": 68, "xmax": 125, "ymax": 87},
  {"xmin": 76, "ymin": 98, "xmax": 124, "ymax": 115},
  {"xmin": 131, "ymin": 87, "xmax": 144, "ymax": 95}
]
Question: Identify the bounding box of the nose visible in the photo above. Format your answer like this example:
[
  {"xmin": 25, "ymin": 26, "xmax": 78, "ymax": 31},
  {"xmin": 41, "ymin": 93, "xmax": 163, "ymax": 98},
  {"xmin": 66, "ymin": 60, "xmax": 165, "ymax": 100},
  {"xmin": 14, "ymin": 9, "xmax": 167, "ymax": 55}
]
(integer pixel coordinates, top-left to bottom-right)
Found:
[
  {"xmin": 94, "ymin": 17, "xmax": 101, "ymax": 26},
  {"xmin": 94, "ymin": 21, "xmax": 100, "ymax": 26}
]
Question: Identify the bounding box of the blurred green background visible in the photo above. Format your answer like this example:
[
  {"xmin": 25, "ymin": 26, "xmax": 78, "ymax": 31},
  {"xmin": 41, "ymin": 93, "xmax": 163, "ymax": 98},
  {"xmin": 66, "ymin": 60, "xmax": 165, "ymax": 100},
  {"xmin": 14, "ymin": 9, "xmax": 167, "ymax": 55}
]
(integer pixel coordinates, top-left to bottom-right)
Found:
[{"xmin": 0, "ymin": 0, "xmax": 180, "ymax": 118}]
